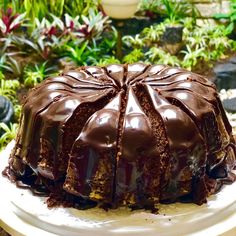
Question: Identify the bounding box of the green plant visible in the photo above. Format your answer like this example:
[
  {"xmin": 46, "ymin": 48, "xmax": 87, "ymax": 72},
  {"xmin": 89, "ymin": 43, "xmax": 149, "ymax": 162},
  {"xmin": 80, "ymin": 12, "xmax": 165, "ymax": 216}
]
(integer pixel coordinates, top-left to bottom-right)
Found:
[
  {"xmin": 185, "ymin": 16, "xmax": 199, "ymax": 28},
  {"xmin": 0, "ymin": 54, "xmax": 8, "ymax": 71},
  {"xmin": 48, "ymin": 0, "xmax": 65, "ymax": 18},
  {"xmin": 139, "ymin": 0, "xmax": 162, "ymax": 13},
  {"xmin": 96, "ymin": 27, "xmax": 117, "ymax": 54},
  {"xmin": 183, "ymin": 22, "xmax": 235, "ymax": 67},
  {"xmin": 23, "ymin": 0, "xmax": 48, "ymax": 22},
  {"xmin": 7, "ymin": 1, "xmax": 25, "ymax": 14},
  {"xmin": 123, "ymin": 35, "xmax": 144, "ymax": 48},
  {"xmin": 22, "ymin": 0, "xmax": 99, "ymax": 23},
  {"xmin": 146, "ymin": 47, "xmax": 180, "ymax": 66},
  {"xmin": 0, "ymin": 52, "xmax": 26, "ymax": 81},
  {"xmin": 141, "ymin": 0, "xmax": 199, "ymax": 24},
  {"xmin": 142, "ymin": 24, "xmax": 165, "ymax": 43},
  {"xmin": 154, "ymin": 0, "xmax": 200, "ymax": 24},
  {"xmin": 0, "ymin": 122, "xmax": 18, "ymax": 150},
  {"xmin": 23, "ymin": 62, "xmax": 55, "ymax": 87},
  {"xmin": 0, "ymin": 0, "xmax": 8, "ymax": 12},
  {"xmin": 123, "ymin": 49, "xmax": 144, "ymax": 63},
  {"xmin": 181, "ymin": 45, "xmax": 208, "ymax": 70},
  {"xmin": 0, "ymin": 76, "xmax": 20, "ymax": 102},
  {"xmin": 64, "ymin": 0, "xmax": 99, "ymax": 17},
  {"xmin": 162, "ymin": 0, "xmax": 183, "ymax": 23},
  {"xmin": 209, "ymin": 36, "xmax": 232, "ymax": 60},
  {"xmin": 214, "ymin": 0, "xmax": 236, "ymax": 35},
  {"xmin": 62, "ymin": 38, "xmax": 111, "ymax": 66},
  {"xmin": 3, "ymin": 53, "xmax": 24, "ymax": 77},
  {"xmin": 123, "ymin": 23, "xmax": 165, "ymax": 49},
  {"xmin": 13, "ymin": 104, "xmax": 22, "ymax": 122},
  {"xmin": 0, "ymin": 70, "xmax": 4, "ymax": 80},
  {"xmin": 97, "ymin": 56, "xmax": 120, "ymax": 66},
  {"xmin": 186, "ymin": 29, "xmax": 208, "ymax": 49},
  {"xmin": 122, "ymin": 15, "xmax": 236, "ymax": 72}
]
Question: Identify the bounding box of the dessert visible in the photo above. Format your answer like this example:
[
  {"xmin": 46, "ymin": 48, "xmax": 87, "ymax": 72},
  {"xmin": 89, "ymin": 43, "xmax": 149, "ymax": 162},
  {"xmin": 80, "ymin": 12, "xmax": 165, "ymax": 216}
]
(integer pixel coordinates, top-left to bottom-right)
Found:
[{"xmin": 4, "ymin": 63, "xmax": 236, "ymax": 210}]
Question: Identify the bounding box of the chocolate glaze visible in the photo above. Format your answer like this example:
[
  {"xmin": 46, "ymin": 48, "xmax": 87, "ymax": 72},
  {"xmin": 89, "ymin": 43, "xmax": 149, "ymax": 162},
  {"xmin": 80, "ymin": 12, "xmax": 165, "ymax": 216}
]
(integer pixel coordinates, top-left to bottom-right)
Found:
[
  {"xmin": 115, "ymin": 87, "xmax": 163, "ymax": 205},
  {"xmin": 6, "ymin": 63, "xmax": 236, "ymax": 209},
  {"xmin": 64, "ymin": 93, "xmax": 122, "ymax": 202}
]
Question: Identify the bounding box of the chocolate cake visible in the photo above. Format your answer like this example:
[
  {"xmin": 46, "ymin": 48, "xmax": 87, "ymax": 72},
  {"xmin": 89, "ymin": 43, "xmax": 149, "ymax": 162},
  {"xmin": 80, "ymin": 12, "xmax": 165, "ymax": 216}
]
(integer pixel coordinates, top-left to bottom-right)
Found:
[{"xmin": 5, "ymin": 63, "xmax": 236, "ymax": 210}]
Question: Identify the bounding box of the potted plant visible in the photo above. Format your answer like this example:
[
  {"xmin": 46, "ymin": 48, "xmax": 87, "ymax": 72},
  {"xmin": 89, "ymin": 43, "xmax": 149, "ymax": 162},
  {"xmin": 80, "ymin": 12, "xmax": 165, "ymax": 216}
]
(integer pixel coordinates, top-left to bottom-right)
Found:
[{"xmin": 160, "ymin": 0, "xmax": 198, "ymax": 55}]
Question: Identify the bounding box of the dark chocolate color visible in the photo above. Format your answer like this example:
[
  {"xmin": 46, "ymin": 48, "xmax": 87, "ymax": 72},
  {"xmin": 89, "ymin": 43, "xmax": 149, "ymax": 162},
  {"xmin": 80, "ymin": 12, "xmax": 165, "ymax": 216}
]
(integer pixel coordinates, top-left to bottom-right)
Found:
[{"xmin": 6, "ymin": 63, "xmax": 236, "ymax": 209}]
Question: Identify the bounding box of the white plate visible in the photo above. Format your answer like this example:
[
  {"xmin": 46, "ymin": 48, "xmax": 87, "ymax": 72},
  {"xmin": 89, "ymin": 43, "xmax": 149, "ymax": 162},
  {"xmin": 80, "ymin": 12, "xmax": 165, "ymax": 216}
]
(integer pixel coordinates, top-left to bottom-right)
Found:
[{"xmin": 0, "ymin": 141, "xmax": 236, "ymax": 236}]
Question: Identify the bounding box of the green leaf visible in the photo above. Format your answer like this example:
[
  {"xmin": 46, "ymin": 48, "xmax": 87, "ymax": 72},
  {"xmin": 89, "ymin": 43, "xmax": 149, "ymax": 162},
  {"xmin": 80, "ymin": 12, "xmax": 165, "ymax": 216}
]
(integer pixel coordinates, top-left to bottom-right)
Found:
[
  {"xmin": 0, "ymin": 123, "xmax": 10, "ymax": 133},
  {"xmin": 214, "ymin": 13, "xmax": 230, "ymax": 19},
  {"xmin": 0, "ymin": 122, "xmax": 19, "ymax": 150},
  {"xmin": 226, "ymin": 22, "xmax": 234, "ymax": 34},
  {"xmin": 231, "ymin": 14, "xmax": 236, "ymax": 21}
]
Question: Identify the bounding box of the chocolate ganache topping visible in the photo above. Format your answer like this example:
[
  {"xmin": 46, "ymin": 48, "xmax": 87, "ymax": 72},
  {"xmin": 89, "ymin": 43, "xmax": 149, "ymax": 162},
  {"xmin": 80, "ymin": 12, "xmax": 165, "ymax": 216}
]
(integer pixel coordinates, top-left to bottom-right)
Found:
[{"xmin": 7, "ymin": 63, "xmax": 236, "ymax": 209}]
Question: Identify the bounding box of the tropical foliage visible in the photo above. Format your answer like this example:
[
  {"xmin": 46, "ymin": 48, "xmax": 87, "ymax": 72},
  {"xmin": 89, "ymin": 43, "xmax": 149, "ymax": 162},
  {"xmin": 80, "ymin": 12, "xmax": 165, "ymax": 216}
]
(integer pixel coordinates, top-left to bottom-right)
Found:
[{"xmin": 123, "ymin": 18, "xmax": 236, "ymax": 70}]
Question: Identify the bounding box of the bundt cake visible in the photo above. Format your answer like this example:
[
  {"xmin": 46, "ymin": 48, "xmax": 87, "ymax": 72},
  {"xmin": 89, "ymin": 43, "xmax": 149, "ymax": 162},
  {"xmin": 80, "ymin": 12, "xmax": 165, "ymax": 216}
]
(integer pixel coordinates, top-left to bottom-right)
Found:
[{"xmin": 4, "ymin": 63, "xmax": 236, "ymax": 210}]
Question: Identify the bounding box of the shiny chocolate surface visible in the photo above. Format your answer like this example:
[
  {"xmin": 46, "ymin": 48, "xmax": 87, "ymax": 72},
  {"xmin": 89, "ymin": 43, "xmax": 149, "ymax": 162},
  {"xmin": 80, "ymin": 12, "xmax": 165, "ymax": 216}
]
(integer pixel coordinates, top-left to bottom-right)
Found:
[{"xmin": 7, "ymin": 63, "xmax": 236, "ymax": 208}]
